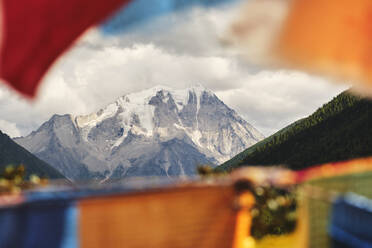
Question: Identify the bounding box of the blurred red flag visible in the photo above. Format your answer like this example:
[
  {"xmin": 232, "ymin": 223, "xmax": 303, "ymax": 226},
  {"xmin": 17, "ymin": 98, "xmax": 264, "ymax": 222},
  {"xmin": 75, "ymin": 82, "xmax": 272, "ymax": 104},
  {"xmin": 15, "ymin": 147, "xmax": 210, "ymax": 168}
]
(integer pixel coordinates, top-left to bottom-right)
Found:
[{"xmin": 0, "ymin": 0, "xmax": 131, "ymax": 98}]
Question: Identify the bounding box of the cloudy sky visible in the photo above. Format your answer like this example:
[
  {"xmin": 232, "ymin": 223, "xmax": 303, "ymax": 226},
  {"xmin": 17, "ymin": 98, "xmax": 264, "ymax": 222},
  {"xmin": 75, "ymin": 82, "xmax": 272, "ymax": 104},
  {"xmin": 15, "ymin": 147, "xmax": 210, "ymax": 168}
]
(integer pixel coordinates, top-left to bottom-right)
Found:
[{"xmin": 0, "ymin": 3, "xmax": 347, "ymax": 138}]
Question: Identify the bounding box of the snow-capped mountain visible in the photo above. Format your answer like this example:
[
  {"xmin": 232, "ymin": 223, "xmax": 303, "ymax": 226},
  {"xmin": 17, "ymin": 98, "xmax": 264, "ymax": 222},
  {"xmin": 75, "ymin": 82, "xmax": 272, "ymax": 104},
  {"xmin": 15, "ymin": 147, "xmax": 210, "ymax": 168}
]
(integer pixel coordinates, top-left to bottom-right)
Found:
[{"xmin": 14, "ymin": 85, "xmax": 264, "ymax": 181}]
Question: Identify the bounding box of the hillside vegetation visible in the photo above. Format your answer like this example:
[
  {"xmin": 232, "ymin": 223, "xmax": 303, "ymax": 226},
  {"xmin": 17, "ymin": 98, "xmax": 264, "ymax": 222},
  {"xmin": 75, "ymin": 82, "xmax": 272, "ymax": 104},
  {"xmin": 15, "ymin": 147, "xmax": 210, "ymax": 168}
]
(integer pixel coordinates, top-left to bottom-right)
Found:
[
  {"xmin": 217, "ymin": 90, "xmax": 372, "ymax": 172},
  {"xmin": 0, "ymin": 130, "xmax": 64, "ymax": 179}
]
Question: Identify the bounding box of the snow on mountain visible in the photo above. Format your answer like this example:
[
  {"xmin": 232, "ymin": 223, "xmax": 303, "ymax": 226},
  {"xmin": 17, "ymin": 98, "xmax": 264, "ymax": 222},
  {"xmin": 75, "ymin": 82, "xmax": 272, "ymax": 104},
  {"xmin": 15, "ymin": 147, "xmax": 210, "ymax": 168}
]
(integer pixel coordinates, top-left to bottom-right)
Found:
[{"xmin": 14, "ymin": 84, "xmax": 264, "ymax": 181}]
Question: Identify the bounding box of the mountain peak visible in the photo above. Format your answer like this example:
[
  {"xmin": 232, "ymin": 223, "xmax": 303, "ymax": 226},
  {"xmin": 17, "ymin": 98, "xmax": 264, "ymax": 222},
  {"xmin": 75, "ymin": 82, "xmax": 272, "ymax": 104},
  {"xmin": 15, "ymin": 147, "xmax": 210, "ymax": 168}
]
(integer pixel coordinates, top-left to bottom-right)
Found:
[
  {"xmin": 117, "ymin": 84, "xmax": 212, "ymax": 104},
  {"xmin": 187, "ymin": 83, "xmax": 208, "ymax": 90}
]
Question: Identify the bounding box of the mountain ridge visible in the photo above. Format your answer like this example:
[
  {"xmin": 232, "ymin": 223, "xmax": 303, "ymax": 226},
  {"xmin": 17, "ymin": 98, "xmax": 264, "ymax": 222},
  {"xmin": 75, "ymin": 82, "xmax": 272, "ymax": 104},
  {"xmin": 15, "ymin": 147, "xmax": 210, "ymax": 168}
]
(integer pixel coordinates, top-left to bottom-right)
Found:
[{"xmin": 15, "ymin": 84, "xmax": 264, "ymax": 181}]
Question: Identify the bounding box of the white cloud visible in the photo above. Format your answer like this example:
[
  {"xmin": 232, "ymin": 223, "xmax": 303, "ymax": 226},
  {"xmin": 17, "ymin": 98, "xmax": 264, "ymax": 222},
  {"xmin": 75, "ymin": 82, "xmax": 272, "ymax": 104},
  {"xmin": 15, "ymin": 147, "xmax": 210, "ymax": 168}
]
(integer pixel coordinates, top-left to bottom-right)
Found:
[
  {"xmin": 215, "ymin": 71, "xmax": 347, "ymax": 135},
  {"xmin": 0, "ymin": 119, "xmax": 21, "ymax": 138},
  {"xmin": 0, "ymin": 4, "xmax": 349, "ymax": 138}
]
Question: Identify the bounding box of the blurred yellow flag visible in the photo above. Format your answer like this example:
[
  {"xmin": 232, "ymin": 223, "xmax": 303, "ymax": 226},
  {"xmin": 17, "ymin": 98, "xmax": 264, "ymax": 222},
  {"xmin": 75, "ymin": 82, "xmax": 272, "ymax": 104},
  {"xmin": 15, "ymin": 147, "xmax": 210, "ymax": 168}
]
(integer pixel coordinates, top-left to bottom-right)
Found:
[
  {"xmin": 276, "ymin": 0, "xmax": 372, "ymax": 85},
  {"xmin": 229, "ymin": 0, "xmax": 372, "ymax": 92}
]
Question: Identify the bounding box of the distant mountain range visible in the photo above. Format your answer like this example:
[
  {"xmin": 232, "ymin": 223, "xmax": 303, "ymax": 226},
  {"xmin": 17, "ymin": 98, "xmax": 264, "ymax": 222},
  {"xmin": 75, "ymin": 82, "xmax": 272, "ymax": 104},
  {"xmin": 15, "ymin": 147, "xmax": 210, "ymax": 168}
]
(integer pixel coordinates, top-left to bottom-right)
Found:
[
  {"xmin": 217, "ymin": 90, "xmax": 372, "ymax": 172},
  {"xmin": 0, "ymin": 130, "xmax": 64, "ymax": 179},
  {"xmin": 15, "ymin": 85, "xmax": 264, "ymax": 181}
]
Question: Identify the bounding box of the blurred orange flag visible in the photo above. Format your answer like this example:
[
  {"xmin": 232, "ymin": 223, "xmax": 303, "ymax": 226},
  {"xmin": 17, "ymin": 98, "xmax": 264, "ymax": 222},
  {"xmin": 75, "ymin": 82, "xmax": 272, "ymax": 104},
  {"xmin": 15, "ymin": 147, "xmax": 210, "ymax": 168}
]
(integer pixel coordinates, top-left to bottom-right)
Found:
[{"xmin": 229, "ymin": 0, "xmax": 372, "ymax": 92}]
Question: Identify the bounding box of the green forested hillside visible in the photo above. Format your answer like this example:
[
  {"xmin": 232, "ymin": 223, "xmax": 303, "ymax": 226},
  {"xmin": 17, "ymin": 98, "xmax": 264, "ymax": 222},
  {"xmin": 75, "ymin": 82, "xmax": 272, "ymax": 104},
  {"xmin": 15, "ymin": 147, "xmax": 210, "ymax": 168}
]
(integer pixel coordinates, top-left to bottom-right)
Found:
[
  {"xmin": 0, "ymin": 130, "xmax": 65, "ymax": 179},
  {"xmin": 216, "ymin": 90, "xmax": 372, "ymax": 172}
]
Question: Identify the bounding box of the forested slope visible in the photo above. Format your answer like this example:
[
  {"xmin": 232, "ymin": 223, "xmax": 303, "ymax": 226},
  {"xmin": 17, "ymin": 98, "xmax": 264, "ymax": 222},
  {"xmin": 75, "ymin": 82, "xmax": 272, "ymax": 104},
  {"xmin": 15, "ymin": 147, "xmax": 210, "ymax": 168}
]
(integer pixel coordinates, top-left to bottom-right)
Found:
[
  {"xmin": 0, "ymin": 130, "xmax": 64, "ymax": 179},
  {"xmin": 217, "ymin": 91, "xmax": 372, "ymax": 172}
]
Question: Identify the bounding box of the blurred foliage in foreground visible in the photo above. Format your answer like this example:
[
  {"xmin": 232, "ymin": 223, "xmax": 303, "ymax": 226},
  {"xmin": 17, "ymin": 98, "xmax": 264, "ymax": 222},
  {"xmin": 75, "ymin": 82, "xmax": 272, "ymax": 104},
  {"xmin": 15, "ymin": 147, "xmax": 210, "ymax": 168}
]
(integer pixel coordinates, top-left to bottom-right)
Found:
[
  {"xmin": 0, "ymin": 165, "xmax": 48, "ymax": 194},
  {"xmin": 251, "ymin": 185, "xmax": 297, "ymax": 239},
  {"xmin": 197, "ymin": 165, "xmax": 297, "ymax": 239},
  {"xmin": 197, "ymin": 164, "xmax": 227, "ymax": 177}
]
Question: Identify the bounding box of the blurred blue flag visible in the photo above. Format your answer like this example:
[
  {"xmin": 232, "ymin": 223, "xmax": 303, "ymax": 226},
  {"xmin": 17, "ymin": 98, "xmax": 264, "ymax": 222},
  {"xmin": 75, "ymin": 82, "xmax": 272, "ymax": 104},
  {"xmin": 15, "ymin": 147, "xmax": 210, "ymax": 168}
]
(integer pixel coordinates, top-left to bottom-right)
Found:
[
  {"xmin": 101, "ymin": 0, "xmax": 237, "ymax": 34},
  {"xmin": 329, "ymin": 193, "xmax": 372, "ymax": 248}
]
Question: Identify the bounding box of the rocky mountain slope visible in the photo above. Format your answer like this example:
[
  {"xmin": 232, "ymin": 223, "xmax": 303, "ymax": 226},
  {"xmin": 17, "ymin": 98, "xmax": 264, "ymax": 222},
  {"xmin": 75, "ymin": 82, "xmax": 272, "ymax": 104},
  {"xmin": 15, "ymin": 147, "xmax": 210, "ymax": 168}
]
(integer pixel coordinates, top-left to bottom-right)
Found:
[{"xmin": 15, "ymin": 85, "xmax": 264, "ymax": 181}]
